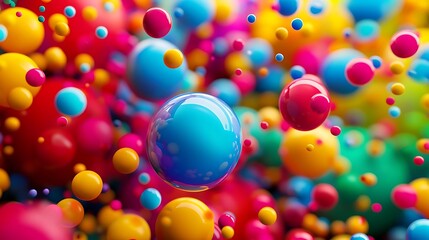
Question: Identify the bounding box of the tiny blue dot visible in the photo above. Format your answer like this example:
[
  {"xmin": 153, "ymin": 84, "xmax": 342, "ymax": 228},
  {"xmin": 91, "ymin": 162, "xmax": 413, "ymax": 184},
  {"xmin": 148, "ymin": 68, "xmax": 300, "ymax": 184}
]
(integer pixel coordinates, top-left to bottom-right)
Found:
[
  {"xmin": 38, "ymin": 16, "xmax": 45, "ymax": 22},
  {"xmin": 28, "ymin": 189, "xmax": 37, "ymax": 198},
  {"xmin": 309, "ymin": 0, "xmax": 325, "ymax": 15},
  {"xmin": 275, "ymin": 53, "xmax": 284, "ymax": 62},
  {"xmin": 291, "ymin": 18, "xmax": 303, "ymax": 30},
  {"xmin": 290, "ymin": 65, "xmax": 306, "ymax": 79},
  {"xmin": 64, "ymin": 6, "xmax": 76, "ymax": 18},
  {"xmin": 39, "ymin": 6, "xmax": 45, "ymax": 13},
  {"xmin": 344, "ymin": 28, "xmax": 352, "ymax": 38},
  {"xmin": 174, "ymin": 8, "xmax": 184, "ymax": 18},
  {"xmin": 247, "ymin": 14, "xmax": 256, "ymax": 24},
  {"xmin": 0, "ymin": 25, "xmax": 7, "ymax": 42},
  {"xmin": 95, "ymin": 26, "xmax": 108, "ymax": 39},
  {"xmin": 140, "ymin": 188, "xmax": 162, "ymax": 210},
  {"xmin": 350, "ymin": 233, "xmax": 369, "ymax": 240},
  {"xmin": 104, "ymin": 2, "xmax": 114, "ymax": 12},
  {"xmin": 370, "ymin": 56, "xmax": 383, "ymax": 69},
  {"xmin": 139, "ymin": 173, "xmax": 151, "ymax": 185},
  {"xmin": 80, "ymin": 63, "xmax": 91, "ymax": 73},
  {"xmin": 389, "ymin": 106, "xmax": 401, "ymax": 118}
]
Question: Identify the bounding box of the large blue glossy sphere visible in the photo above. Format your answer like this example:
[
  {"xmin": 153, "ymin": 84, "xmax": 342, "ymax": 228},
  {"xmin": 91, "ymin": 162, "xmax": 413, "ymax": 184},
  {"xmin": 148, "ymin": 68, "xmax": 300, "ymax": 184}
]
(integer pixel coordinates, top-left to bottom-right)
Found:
[{"xmin": 146, "ymin": 93, "xmax": 242, "ymax": 191}]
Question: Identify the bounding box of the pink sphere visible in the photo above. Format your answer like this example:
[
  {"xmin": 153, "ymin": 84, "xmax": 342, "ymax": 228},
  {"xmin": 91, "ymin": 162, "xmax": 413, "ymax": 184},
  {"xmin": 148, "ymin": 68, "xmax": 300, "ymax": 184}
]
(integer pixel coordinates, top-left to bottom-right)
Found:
[
  {"xmin": 391, "ymin": 184, "xmax": 417, "ymax": 209},
  {"xmin": 285, "ymin": 229, "xmax": 314, "ymax": 240},
  {"xmin": 345, "ymin": 58, "xmax": 375, "ymax": 86},
  {"xmin": 26, "ymin": 68, "xmax": 46, "ymax": 87},
  {"xmin": 76, "ymin": 118, "xmax": 113, "ymax": 153},
  {"xmin": 118, "ymin": 133, "xmax": 144, "ymax": 155},
  {"xmin": 143, "ymin": 8, "xmax": 172, "ymax": 38},
  {"xmin": 232, "ymin": 70, "xmax": 256, "ymax": 95},
  {"xmin": 390, "ymin": 30, "xmax": 419, "ymax": 58},
  {"xmin": 312, "ymin": 183, "xmax": 339, "ymax": 210},
  {"xmin": 219, "ymin": 212, "xmax": 236, "ymax": 228},
  {"xmin": 0, "ymin": 202, "xmax": 72, "ymax": 240},
  {"xmin": 279, "ymin": 78, "xmax": 331, "ymax": 131}
]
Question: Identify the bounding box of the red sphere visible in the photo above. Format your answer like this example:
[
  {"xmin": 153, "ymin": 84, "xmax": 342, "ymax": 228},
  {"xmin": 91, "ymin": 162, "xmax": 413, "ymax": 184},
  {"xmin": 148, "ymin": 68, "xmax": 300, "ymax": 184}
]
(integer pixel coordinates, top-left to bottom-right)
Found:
[
  {"xmin": 278, "ymin": 78, "xmax": 331, "ymax": 131},
  {"xmin": 312, "ymin": 183, "xmax": 339, "ymax": 210}
]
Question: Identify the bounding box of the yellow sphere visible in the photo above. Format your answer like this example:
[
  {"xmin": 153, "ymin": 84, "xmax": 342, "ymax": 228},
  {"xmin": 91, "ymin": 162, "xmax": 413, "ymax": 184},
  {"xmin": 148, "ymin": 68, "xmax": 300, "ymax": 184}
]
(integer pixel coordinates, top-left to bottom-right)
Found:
[
  {"xmin": 259, "ymin": 107, "xmax": 281, "ymax": 128},
  {"xmin": 48, "ymin": 14, "xmax": 68, "ymax": 30},
  {"xmin": 73, "ymin": 231, "xmax": 88, "ymax": 240},
  {"xmin": 360, "ymin": 173, "xmax": 377, "ymax": 186},
  {"xmin": 346, "ymin": 215, "xmax": 369, "ymax": 234},
  {"xmin": 93, "ymin": 69, "xmax": 110, "ymax": 88},
  {"xmin": 0, "ymin": 53, "xmax": 40, "ymax": 109},
  {"xmin": 281, "ymin": 127, "xmax": 339, "ymax": 178},
  {"xmin": 390, "ymin": 61, "xmax": 404, "ymax": 74},
  {"xmin": 4, "ymin": 117, "xmax": 20, "ymax": 131},
  {"xmin": 107, "ymin": 214, "xmax": 150, "ymax": 240},
  {"xmin": 416, "ymin": 139, "xmax": 429, "ymax": 154},
  {"xmin": 71, "ymin": 170, "xmax": 103, "ymax": 201},
  {"xmin": 44, "ymin": 47, "xmax": 67, "ymax": 71},
  {"xmin": 7, "ymin": 87, "xmax": 33, "ymax": 111},
  {"xmin": 73, "ymin": 163, "xmax": 87, "ymax": 174},
  {"xmin": 410, "ymin": 178, "xmax": 429, "ymax": 217},
  {"xmin": 163, "ymin": 49, "xmax": 184, "ymax": 69},
  {"xmin": 355, "ymin": 195, "xmax": 371, "ymax": 212},
  {"xmin": 79, "ymin": 214, "xmax": 97, "ymax": 234},
  {"xmin": 0, "ymin": 7, "xmax": 44, "ymax": 54},
  {"xmin": 275, "ymin": 27, "xmax": 289, "ymax": 40},
  {"xmin": 54, "ymin": 22, "xmax": 70, "ymax": 37},
  {"xmin": 113, "ymin": 148, "xmax": 139, "ymax": 174},
  {"xmin": 258, "ymin": 207, "xmax": 277, "ymax": 225},
  {"xmin": 421, "ymin": 94, "xmax": 429, "ymax": 111},
  {"xmin": 98, "ymin": 205, "xmax": 124, "ymax": 229},
  {"xmin": 57, "ymin": 198, "xmax": 85, "ymax": 228},
  {"xmin": 0, "ymin": 168, "xmax": 10, "ymax": 191},
  {"xmin": 82, "ymin": 6, "xmax": 98, "ymax": 21},
  {"xmin": 221, "ymin": 226, "xmax": 234, "ymax": 239},
  {"xmin": 29, "ymin": 53, "xmax": 47, "ymax": 71},
  {"xmin": 391, "ymin": 83, "xmax": 405, "ymax": 95},
  {"xmin": 156, "ymin": 197, "xmax": 214, "ymax": 240}
]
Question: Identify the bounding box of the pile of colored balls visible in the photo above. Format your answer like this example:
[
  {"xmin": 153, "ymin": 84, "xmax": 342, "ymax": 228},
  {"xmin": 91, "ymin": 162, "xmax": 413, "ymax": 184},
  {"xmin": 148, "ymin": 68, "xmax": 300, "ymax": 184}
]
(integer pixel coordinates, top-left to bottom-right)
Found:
[{"xmin": 0, "ymin": 0, "xmax": 429, "ymax": 239}]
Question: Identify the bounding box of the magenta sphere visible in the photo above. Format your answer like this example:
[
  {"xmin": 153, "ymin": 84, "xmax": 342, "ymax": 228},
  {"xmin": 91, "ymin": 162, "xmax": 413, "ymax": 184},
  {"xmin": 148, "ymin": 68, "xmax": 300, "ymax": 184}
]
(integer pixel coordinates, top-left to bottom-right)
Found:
[{"xmin": 279, "ymin": 78, "xmax": 331, "ymax": 131}]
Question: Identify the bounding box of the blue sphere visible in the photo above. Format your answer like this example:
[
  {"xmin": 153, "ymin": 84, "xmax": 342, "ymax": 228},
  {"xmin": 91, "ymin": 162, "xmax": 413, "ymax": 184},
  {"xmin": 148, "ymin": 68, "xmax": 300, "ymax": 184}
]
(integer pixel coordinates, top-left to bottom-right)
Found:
[
  {"xmin": 290, "ymin": 65, "xmax": 306, "ymax": 79},
  {"xmin": 407, "ymin": 219, "xmax": 429, "ymax": 240},
  {"xmin": 347, "ymin": 0, "xmax": 402, "ymax": 22},
  {"xmin": 350, "ymin": 233, "xmax": 369, "ymax": 240},
  {"xmin": 64, "ymin": 6, "xmax": 76, "ymax": 18},
  {"xmin": 146, "ymin": 93, "xmax": 242, "ymax": 191},
  {"xmin": 408, "ymin": 59, "xmax": 429, "ymax": 83},
  {"xmin": 256, "ymin": 66, "xmax": 285, "ymax": 93},
  {"xmin": 207, "ymin": 79, "xmax": 241, "ymax": 107},
  {"xmin": 370, "ymin": 56, "xmax": 383, "ymax": 69},
  {"xmin": 278, "ymin": 0, "xmax": 300, "ymax": 16},
  {"xmin": 247, "ymin": 14, "xmax": 256, "ymax": 23},
  {"xmin": 175, "ymin": 0, "xmax": 215, "ymax": 29},
  {"xmin": 140, "ymin": 188, "xmax": 162, "ymax": 210},
  {"xmin": 127, "ymin": 39, "xmax": 187, "ymax": 101},
  {"xmin": 291, "ymin": 18, "xmax": 303, "ymax": 30},
  {"xmin": 55, "ymin": 87, "xmax": 87, "ymax": 117},
  {"xmin": 389, "ymin": 106, "xmax": 401, "ymax": 118},
  {"xmin": 275, "ymin": 53, "xmax": 284, "ymax": 62},
  {"xmin": 355, "ymin": 20, "xmax": 380, "ymax": 41},
  {"xmin": 309, "ymin": 0, "xmax": 325, "ymax": 15},
  {"xmin": 0, "ymin": 25, "xmax": 7, "ymax": 42},
  {"xmin": 245, "ymin": 38, "xmax": 273, "ymax": 68},
  {"xmin": 320, "ymin": 48, "xmax": 364, "ymax": 95},
  {"xmin": 285, "ymin": 176, "xmax": 314, "ymax": 205}
]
